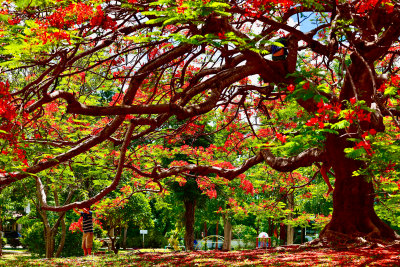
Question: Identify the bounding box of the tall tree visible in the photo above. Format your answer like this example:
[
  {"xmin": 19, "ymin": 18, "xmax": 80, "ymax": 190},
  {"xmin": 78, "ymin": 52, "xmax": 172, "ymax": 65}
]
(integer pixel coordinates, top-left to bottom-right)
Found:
[{"xmin": 0, "ymin": 0, "xmax": 399, "ymax": 244}]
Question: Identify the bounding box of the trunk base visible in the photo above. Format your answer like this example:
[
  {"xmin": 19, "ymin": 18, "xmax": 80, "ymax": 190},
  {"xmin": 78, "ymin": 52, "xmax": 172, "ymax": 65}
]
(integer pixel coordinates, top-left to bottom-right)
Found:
[{"xmin": 303, "ymin": 230, "xmax": 400, "ymax": 249}]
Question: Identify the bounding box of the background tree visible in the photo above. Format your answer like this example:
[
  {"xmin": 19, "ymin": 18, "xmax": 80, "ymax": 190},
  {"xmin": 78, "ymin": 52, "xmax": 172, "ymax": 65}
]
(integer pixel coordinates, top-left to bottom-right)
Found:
[{"xmin": 94, "ymin": 189, "xmax": 153, "ymax": 254}]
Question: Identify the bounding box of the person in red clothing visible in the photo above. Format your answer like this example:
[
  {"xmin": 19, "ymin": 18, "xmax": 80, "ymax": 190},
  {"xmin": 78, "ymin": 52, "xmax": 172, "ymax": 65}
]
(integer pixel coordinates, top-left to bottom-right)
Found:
[{"xmin": 73, "ymin": 207, "xmax": 94, "ymax": 256}]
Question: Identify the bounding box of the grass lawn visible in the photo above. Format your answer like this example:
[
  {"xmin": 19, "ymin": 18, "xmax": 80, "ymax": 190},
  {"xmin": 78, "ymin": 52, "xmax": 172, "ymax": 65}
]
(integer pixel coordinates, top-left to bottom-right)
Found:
[{"xmin": 0, "ymin": 246, "xmax": 399, "ymax": 266}]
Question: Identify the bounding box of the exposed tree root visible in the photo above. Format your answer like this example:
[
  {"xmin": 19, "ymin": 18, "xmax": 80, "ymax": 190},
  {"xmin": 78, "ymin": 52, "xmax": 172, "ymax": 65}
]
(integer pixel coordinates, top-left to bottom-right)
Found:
[{"xmin": 298, "ymin": 230, "xmax": 400, "ymax": 250}]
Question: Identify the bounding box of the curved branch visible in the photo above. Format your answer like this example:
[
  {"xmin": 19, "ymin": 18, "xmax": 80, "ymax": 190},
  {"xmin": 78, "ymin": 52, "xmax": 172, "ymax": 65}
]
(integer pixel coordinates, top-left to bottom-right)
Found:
[
  {"xmin": 40, "ymin": 121, "xmax": 135, "ymax": 212},
  {"xmin": 261, "ymin": 148, "xmax": 325, "ymax": 172},
  {"xmin": 125, "ymin": 147, "xmax": 325, "ymax": 182},
  {"xmin": 0, "ymin": 116, "xmax": 125, "ymax": 186},
  {"xmin": 125, "ymin": 152, "xmax": 265, "ymax": 181}
]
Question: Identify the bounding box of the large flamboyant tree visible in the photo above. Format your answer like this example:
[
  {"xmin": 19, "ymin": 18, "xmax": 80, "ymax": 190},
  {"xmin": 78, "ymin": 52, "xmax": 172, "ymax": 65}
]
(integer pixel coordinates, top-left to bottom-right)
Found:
[{"xmin": 0, "ymin": 0, "xmax": 399, "ymax": 245}]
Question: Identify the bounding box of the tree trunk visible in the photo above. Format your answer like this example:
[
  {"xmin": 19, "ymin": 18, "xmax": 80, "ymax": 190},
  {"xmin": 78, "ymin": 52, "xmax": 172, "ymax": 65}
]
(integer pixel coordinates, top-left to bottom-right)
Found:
[
  {"xmin": 123, "ymin": 226, "xmax": 128, "ymax": 250},
  {"xmin": 287, "ymin": 192, "xmax": 294, "ymax": 245},
  {"xmin": 55, "ymin": 216, "xmax": 66, "ymax": 257},
  {"xmin": 108, "ymin": 229, "xmax": 119, "ymax": 254},
  {"xmin": 184, "ymin": 200, "xmax": 196, "ymax": 251},
  {"xmin": 320, "ymin": 135, "xmax": 399, "ymax": 242},
  {"xmin": 44, "ymin": 227, "xmax": 55, "ymax": 258},
  {"xmin": 222, "ymin": 214, "xmax": 232, "ymax": 251},
  {"xmin": 279, "ymin": 223, "xmax": 286, "ymax": 245},
  {"xmin": 0, "ymin": 209, "xmax": 3, "ymax": 257}
]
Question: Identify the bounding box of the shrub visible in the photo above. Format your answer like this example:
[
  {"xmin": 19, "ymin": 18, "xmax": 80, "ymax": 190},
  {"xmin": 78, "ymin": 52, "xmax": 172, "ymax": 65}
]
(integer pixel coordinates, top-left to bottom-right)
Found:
[
  {"xmin": 20, "ymin": 222, "xmax": 45, "ymax": 256},
  {"xmin": 21, "ymin": 222, "xmax": 101, "ymax": 257},
  {"xmin": 124, "ymin": 230, "xmax": 168, "ymax": 249}
]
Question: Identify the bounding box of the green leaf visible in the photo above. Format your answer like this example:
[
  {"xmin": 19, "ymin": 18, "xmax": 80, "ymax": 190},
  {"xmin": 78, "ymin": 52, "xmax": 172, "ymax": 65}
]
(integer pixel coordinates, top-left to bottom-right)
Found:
[
  {"xmin": 317, "ymin": 84, "xmax": 330, "ymax": 93},
  {"xmin": 384, "ymin": 86, "xmax": 397, "ymax": 96},
  {"xmin": 213, "ymin": 10, "xmax": 232, "ymax": 17},
  {"xmin": 208, "ymin": 2, "xmax": 230, "ymax": 8},
  {"xmin": 345, "ymin": 147, "xmax": 365, "ymax": 159},
  {"xmin": 163, "ymin": 17, "xmax": 182, "ymax": 26},
  {"xmin": 146, "ymin": 17, "xmax": 168, "ymax": 25},
  {"xmin": 271, "ymin": 42, "xmax": 284, "ymax": 47},
  {"xmin": 331, "ymin": 120, "xmax": 350, "ymax": 129}
]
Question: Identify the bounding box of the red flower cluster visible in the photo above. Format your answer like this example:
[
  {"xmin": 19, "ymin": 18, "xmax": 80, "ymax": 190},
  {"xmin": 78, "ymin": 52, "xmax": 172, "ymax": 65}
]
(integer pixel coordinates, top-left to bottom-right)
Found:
[
  {"xmin": 205, "ymin": 188, "xmax": 217, "ymax": 199},
  {"xmin": 276, "ymin": 132, "xmax": 287, "ymax": 144},
  {"xmin": 353, "ymin": 129, "xmax": 377, "ymax": 156},
  {"xmin": 69, "ymin": 217, "xmax": 83, "ymax": 233},
  {"xmin": 306, "ymin": 99, "xmax": 340, "ymax": 129},
  {"xmin": 239, "ymin": 178, "xmax": 255, "ymax": 195},
  {"xmin": 90, "ymin": 5, "xmax": 117, "ymax": 30},
  {"xmin": 0, "ymin": 81, "xmax": 16, "ymax": 121},
  {"xmin": 355, "ymin": 0, "xmax": 394, "ymax": 14},
  {"xmin": 241, "ymin": 0, "xmax": 294, "ymax": 17},
  {"xmin": 344, "ymin": 98, "xmax": 371, "ymax": 124},
  {"xmin": 176, "ymin": 0, "xmax": 187, "ymax": 14},
  {"xmin": 47, "ymin": 2, "xmax": 94, "ymax": 28}
]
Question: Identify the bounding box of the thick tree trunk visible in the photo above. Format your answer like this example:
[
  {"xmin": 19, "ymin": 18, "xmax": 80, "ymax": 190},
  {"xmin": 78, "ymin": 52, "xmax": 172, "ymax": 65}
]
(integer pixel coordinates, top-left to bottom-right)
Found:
[
  {"xmin": 184, "ymin": 200, "xmax": 196, "ymax": 251},
  {"xmin": 279, "ymin": 223, "xmax": 286, "ymax": 245},
  {"xmin": 44, "ymin": 227, "xmax": 55, "ymax": 258},
  {"xmin": 222, "ymin": 214, "xmax": 232, "ymax": 251},
  {"xmin": 320, "ymin": 135, "xmax": 398, "ymax": 242}
]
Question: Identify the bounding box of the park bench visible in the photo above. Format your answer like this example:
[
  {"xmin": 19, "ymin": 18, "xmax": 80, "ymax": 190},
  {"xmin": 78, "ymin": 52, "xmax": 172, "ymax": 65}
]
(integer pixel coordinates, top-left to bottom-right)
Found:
[{"xmin": 99, "ymin": 237, "xmax": 120, "ymax": 251}]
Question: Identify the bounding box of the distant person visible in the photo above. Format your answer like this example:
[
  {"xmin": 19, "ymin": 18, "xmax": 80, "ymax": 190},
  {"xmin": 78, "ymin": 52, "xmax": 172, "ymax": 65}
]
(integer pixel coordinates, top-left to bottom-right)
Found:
[{"xmin": 73, "ymin": 207, "xmax": 94, "ymax": 256}]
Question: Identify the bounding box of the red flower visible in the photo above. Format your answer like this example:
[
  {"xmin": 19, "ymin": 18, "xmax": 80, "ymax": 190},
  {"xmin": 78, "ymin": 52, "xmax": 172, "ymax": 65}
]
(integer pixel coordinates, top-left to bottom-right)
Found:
[
  {"xmin": 306, "ymin": 117, "xmax": 319, "ymax": 126},
  {"xmin": 287, "ymin": 84, "xmax": 295, "ymax": 92},
  {"xmin": 302, "ymin": 82, "xmax": 310, "ymax": 90},
  {"xmin": 276, "ymin": 133, "xmax": 287, "ymax": 144}
]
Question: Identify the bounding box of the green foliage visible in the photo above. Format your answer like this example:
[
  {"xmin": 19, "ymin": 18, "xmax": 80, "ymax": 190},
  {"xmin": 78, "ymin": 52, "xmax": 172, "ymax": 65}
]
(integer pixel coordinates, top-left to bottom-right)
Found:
[
  {"xmin": 20, "ymin": 222, "xmax": 45, "ymax": 257},
  {"xmin": 20, "ymin": 220, "xmax": 102, "ymax": 257},
  {"xmin": 169, "ymin": 179, "xmax": 203, "ymax": 202}
]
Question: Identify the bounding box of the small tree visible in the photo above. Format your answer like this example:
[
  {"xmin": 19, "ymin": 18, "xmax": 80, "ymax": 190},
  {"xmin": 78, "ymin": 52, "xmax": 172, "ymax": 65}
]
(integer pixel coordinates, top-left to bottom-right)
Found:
[{"xmin": 94, "ymin": 190, "xmax": 153, "ymax": 254}]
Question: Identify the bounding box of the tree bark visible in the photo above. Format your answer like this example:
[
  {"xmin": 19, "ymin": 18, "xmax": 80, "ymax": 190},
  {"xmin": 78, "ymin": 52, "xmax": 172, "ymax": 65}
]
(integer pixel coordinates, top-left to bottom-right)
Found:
[
  {"xmin": 108, "ymin": 228, "xmax": 119, "ymax": 254},
  {"xmin": 123, "ymin": 226, "xmax": 128, "ymax": 250},
  {"xmin": 55, "ymin": 216, "xmax": 66, "ymax": 257},
  {"xmin": 287, "ymin": 192, "xmax": 294, "ymax": 245},
  {"xmin": 222, "ymin": 214, "xmax": 232, "ymax": 251},
  {"xmin": 279, "ymin": 223, "xmax": 286, "ymax": 245},
  {"xmin": 0, "ymin": 209, "xmax": 3, "ymax": 257},
  {"xmin": 320, "ymin": 134, "xmax": 399, "ymax": 242},
  {"xmin": 44, "ymin": 227, "xmax": 55, "ymax": 258},
  {"xmin": 184, "ymin": 200, "xmax": 196, "ymax": 251}
]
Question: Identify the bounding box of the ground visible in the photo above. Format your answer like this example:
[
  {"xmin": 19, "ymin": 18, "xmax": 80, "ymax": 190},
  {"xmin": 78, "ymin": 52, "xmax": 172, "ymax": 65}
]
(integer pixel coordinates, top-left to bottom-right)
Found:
[{"xmin": 1, "ymin": 246, "xmax": 400, "ymax": 266}]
